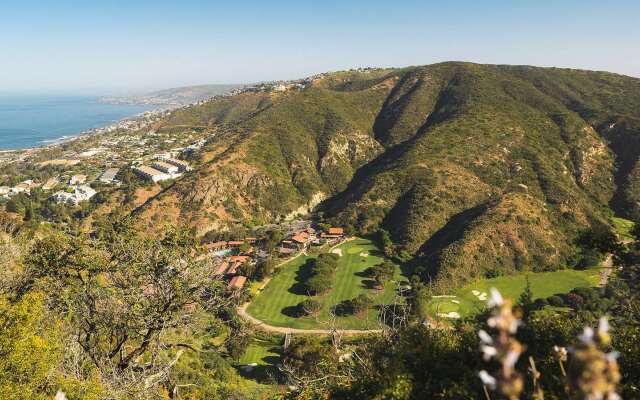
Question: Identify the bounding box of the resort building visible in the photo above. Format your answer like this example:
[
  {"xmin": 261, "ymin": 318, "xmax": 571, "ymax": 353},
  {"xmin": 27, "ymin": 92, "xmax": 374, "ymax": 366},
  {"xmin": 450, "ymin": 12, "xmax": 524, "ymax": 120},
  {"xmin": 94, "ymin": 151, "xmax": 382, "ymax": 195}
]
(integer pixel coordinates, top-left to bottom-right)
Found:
[
  {"xmin": 228, "ymin": 275, "xmax": 247, "ymax": 289},
  {"xmin": 163, "ymin": 158, "xmax": 191, "ymax": 172},
  {"xmin": 133, "ymin": 165, "xmax": 171, "ymax": 182},
  {"xmin": 151, "ymin": 161, "xmax": 179, "ymax": 174}
]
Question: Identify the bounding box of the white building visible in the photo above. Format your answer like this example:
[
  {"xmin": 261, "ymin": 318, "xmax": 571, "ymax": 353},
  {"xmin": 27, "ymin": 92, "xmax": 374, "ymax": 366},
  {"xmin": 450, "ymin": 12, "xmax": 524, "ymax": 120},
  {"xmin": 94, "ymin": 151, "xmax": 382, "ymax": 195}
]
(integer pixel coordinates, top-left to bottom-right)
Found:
[
  {"xmin": 133, "ymin": 165, "xmax": 172, "ymax": 182},
  {"xmin": 151, "ymin": 161, "xmax": 179, "ymax": 174},
  {"xmin": 51, "ymin": 185, "xmax": 96, "ymax": 205},
  {"xmin": 163, "ymin": 158, "xmax": 191, "ymax": 172},
  {"xmin": 69, "ymin": 175, "xmax": 87, "ymax": 185}
]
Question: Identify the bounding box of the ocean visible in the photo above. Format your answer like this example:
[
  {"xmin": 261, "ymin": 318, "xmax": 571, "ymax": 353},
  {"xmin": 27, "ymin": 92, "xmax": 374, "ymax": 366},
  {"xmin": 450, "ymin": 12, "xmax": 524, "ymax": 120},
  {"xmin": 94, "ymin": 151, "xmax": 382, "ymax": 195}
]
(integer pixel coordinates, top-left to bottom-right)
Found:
[{"xmin": 0, "ymin": 95, "xmax": 155, "ymax": 150}]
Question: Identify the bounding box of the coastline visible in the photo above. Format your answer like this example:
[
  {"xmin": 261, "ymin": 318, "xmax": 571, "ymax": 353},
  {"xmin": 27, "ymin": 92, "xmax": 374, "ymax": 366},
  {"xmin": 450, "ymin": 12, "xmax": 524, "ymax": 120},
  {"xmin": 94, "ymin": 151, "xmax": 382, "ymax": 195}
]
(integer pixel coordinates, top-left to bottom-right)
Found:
[{"xmin": 0, "ymin": 106, "xmax": 166, "ymax": 155}]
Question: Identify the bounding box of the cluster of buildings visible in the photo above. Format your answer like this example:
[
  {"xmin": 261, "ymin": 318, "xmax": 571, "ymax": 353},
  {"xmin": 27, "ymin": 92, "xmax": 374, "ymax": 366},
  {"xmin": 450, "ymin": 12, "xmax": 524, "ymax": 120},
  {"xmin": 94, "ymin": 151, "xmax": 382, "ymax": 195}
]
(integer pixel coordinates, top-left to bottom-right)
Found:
[
  {"xmin": 204, "ymin": 226, "xmax": 345, "ymax": 291},
  {"xmin": 0, "ymin": 179, "xmax": 45, "ymax": 198},
  {"xmin": 51, "ymin": 185, "xmax": 97, "ymax": 206},
  {"xmin": 133, "ymin": 157, "xmax": 191, "ymax": 183}
]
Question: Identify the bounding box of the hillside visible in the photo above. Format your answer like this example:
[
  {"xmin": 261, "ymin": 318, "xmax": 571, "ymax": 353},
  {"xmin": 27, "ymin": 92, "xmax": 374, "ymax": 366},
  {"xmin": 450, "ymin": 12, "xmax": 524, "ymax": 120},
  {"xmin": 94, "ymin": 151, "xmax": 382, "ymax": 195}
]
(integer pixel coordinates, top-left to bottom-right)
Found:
[
  {"xmin": 101, "ymin": 83, "xmax": 244, "ymax": 106},
  {"xmin": 133, "ymin": 62, "xmax": 640, "ymax": 288}
]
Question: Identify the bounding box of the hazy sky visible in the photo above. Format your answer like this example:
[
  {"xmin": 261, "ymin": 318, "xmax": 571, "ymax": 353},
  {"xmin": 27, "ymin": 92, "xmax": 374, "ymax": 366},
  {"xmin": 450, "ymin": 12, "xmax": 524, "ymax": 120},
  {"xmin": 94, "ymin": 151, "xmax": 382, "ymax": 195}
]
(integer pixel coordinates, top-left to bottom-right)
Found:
[{"xmin": 1, "ymin": 0, "xmax": 639, "ymax": 94}]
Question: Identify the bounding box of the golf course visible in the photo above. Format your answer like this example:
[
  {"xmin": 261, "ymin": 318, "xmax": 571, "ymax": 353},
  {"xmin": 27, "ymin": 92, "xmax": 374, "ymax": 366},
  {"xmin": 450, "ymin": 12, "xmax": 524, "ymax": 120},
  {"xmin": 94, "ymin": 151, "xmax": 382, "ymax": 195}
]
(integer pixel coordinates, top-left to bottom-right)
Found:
[
  {"xmin": 246, "ymin": 238, "xmax": 406, "ymax": 330},
  {"xmin": 424, "ymin": 268, "xmax": 601, "ymax": 319}
]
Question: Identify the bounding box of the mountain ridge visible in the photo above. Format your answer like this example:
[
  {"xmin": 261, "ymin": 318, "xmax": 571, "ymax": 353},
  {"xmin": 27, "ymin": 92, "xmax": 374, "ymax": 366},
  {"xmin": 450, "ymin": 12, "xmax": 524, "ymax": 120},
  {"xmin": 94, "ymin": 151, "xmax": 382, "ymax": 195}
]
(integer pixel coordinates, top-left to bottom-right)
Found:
[{"xmin": 128, "ymin": 62, "xmax": 640, "ymax": 288}]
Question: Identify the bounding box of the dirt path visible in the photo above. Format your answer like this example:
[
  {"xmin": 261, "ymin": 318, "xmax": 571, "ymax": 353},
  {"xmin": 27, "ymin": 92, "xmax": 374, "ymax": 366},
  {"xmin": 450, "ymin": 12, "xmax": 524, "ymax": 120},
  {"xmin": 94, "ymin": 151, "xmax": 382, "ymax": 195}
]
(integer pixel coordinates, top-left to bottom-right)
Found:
[
  {"xmin": 237, "ymin": 236, "xmax": 382, "ymax": 335},
  {"xmin": 599, "ymin": 253, "xmax": 614, "ymax": 286}
]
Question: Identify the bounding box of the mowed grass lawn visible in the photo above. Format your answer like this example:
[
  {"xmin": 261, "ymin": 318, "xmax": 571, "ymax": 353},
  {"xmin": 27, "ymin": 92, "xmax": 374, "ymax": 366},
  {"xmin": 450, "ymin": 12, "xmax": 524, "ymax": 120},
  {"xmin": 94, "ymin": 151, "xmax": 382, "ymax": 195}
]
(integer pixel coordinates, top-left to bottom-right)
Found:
[
  {"xmin": 425, "ymin": 268, "xmax": 600, "ymax": 319},
  {"xmin": 247, "ymin": 238, "xmax": 406, "ymax": 330}
]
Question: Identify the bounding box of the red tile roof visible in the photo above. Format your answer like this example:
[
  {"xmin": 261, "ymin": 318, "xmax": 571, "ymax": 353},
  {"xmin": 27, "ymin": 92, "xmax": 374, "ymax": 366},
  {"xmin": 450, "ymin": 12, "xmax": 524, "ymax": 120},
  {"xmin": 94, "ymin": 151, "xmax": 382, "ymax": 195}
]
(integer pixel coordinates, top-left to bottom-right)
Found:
[
  {"xmin": 205, "ymin": 241, "xmax": 227, "ymax": 250},
  {"xmin": 328, "ymin": 227, "xmax": 344, "ymax": 235},
  {"xmin": 229, "ymin": 275, "xmax": 247, "ymax": 289},
  {"xmin": 213, "ymin": 262, "xmax": 229, "ymax": 275}
]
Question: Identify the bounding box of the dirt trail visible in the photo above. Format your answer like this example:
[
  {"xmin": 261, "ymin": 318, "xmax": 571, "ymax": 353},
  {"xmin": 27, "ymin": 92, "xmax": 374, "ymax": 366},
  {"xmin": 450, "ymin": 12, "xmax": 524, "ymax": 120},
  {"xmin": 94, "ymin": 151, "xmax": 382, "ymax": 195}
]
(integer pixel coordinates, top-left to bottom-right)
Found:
[{"xmin": 599, "ymin": 253, "xmax": 614, "ymax": 286}]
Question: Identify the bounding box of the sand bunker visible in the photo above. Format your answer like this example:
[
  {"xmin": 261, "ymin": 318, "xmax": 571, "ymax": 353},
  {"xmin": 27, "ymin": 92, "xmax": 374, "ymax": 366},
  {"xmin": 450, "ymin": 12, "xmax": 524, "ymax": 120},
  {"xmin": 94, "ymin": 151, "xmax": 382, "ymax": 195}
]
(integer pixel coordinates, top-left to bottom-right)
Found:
[
  {"xmin": 437, "ymin": 312, "xmax": 461, "ymax": 319},
  {"xmin": 331, "ymin": 248, "xmax": 343, "ymax": 256}
]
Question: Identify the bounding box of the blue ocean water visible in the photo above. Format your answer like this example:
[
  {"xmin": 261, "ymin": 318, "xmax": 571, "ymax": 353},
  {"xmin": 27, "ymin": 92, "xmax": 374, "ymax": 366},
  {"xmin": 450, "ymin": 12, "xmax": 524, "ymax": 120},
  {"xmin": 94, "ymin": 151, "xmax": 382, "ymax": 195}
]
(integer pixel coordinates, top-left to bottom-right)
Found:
[{"xmin": 0, "ymin": 95, "xmax": 155, "ymax": 150}]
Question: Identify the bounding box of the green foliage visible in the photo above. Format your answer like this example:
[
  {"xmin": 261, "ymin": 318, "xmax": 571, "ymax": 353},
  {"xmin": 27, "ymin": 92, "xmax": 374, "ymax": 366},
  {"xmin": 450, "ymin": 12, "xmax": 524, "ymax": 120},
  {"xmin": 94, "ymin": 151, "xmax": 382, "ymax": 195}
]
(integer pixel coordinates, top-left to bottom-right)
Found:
[{"xmin": 370, "ymin": 260, "xmax": 396, "ymax": 287}]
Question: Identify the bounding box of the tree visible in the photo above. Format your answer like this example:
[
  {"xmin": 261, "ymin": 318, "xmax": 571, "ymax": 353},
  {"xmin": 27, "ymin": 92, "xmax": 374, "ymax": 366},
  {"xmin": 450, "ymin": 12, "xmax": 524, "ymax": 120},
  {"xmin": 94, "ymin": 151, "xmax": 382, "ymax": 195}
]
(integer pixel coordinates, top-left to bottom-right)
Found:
[
  {"xmin": 22, "ymin": 229, "xmax": 229, "ymax": 375},
  {"xmin": 350, "ymin": 293, "xmax": 374, "ymax": 315},
  {"xmin": 371, "ymin": 261, "xmax": 395, "ymax": 288},
  {"xmin": 299, "ymin": 298, "xmax": 322, "ymax": 316},
  {"xmin": 518, "ymin": 275, "xmax": 534, "ymax": 320},
  {"xmin": 307, "ymin": 273, "xmax": 333, "ymax": 295}
]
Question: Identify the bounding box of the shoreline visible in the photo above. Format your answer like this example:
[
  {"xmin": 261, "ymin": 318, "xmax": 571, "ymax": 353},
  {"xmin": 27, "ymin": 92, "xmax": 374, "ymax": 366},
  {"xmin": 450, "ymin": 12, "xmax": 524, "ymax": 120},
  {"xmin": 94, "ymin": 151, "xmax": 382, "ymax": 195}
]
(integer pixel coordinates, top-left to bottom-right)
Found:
[{"xmin": 0, "ymin": 105, "xmax": 166, "ymax": 154}]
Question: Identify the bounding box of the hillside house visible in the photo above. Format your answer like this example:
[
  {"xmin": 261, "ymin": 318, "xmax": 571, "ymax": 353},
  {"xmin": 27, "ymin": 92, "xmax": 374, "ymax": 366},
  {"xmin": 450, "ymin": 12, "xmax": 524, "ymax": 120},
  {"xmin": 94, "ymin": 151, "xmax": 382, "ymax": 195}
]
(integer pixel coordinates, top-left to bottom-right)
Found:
[
  {"xmin": 51, "ymin": 185, "xmax": 97, "ymax": 205},
  {"xmin": 322, "ymin": 227, "xmax": 345, "ymax": 239},
  {"xmin": 228, "ymin": 275, "xmax": 247, "ymax": 289},
  {"xmin": 213, "ymin": 261, "xmax": 229, "ymax": 276},
  {"xmin": 42, "ymin": 178, "xmax": 59, "ymax": 191},
  {"xmin": 69, "ymin": 174, "xmax": 86, "ymax": 185}
]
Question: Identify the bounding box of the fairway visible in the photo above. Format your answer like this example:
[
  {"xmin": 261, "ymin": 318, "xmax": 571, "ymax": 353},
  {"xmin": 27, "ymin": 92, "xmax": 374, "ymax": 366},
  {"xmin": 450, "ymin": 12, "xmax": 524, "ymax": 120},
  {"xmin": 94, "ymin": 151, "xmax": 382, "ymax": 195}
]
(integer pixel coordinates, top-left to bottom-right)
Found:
[
  {"xmin": 425, "ymin": 268, "xmax": 600, "ymax": 319},
  {"xmin": 246, "ymin": 238, "xmax": 405, "ymax": 330}
]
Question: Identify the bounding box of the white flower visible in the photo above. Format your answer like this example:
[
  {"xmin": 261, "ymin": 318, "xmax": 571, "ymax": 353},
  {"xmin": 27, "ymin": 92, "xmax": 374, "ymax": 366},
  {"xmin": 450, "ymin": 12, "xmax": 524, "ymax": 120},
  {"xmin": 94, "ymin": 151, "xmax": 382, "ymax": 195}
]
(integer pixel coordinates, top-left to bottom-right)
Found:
[
  {"xmin": 478, "ymin": 329, "xmax": 493, "ymax": 344},
  {"xmin": 605, "ymin": 351, "xmax": 620, "ymax": 363},
  {"xmin": 579, "ymin": 326, "xmax": 595, "ymax": 344},
  {"xmin": 598, "ymin": 317, "xmax": 610, "ymax": 335},
  {"xmin": 481, "ymin": 345, "xmax": 497, "ymax": 360},
  {"xmin": 504, "ymin": 350, "xmax": 521, "ymax": 369},
  {"xmin": 608, "ymin": 391, "xmax": 621, "ymax": 400},
  {"xmin": 509, "ymin": 319, "xmax": 520, "ymax": 334},
  {"xmin": 488, "ymin": 288, "xmax": 503, "ymax": 307},
  {"xmin": 55, "ymin": 392, "xmax": 68, "ymax": 400},
  {"xmin": 478, "ymin": 370, "xmax": 497, "ymax": 389},
  {"xmin": 554, "ymin": 345, "xmax": 568, "ymax": 357}
]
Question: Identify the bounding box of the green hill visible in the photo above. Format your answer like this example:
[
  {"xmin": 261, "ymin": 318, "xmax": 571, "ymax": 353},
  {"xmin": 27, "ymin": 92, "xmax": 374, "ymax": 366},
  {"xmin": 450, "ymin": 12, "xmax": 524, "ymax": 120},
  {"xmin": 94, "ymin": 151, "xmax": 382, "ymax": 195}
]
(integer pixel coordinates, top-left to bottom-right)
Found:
[{"xmin": 134, "ymin": 62, "xmax": 640, "ymax": 288}]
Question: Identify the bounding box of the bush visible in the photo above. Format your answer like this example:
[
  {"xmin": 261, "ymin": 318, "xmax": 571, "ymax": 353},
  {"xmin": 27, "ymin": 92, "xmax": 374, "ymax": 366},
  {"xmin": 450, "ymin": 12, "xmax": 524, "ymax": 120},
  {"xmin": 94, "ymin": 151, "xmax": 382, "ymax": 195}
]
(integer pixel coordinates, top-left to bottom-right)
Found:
[
  {"xmin": 533, "ymin": 298, "xmax": 549, "ymax": 309},
  {"xmin": 547, "ymin": 295, "xmax": 565, "ymax": 307},
  {"xmin": 298, "ymin": 298, "xmax": 322, "ymax": 316},
  {"xmin": 577, "ymin": 249, "xmax": 603, "ymax": 270},
  {"xmin": 564, "ymin": 292, "xmax": 584, "ymax": 309}
]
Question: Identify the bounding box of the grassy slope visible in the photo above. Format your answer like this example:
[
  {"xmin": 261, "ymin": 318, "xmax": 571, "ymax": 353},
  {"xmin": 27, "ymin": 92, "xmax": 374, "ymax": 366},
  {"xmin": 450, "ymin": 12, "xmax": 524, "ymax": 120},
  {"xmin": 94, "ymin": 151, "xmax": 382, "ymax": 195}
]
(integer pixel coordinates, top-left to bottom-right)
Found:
[{"xmin": 247, "ymin": 238, "xmax": 405, "ymax": 330}]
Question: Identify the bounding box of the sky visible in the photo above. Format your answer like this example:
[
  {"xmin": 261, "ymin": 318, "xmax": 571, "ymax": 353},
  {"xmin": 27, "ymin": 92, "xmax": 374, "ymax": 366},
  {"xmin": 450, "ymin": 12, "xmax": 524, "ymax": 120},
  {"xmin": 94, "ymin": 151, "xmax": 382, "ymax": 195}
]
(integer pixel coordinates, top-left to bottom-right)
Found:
[{"xmin": 1, "ymin": 0, "xmax": 639, "ymax": 95}]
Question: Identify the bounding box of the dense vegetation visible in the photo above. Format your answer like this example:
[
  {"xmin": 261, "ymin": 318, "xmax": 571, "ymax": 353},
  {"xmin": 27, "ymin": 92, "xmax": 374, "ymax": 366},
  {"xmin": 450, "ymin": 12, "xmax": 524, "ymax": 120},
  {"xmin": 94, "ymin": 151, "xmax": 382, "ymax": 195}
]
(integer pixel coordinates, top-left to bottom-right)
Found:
[
  {"xmin": 4, "ymin": 62, "xmax": 640, "ymax": 399},
  {"xmin": 137, "ymin": 62, "xmax": 640, "ymax": 291}
]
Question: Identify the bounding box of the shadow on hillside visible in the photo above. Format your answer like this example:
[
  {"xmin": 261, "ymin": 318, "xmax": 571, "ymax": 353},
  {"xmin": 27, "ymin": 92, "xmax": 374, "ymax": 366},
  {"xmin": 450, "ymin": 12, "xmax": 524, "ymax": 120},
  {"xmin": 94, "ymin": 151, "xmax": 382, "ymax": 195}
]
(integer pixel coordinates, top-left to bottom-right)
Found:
[{"xmin": 416, "ymin": 202, "xmax": 489, "ymax": 274}]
